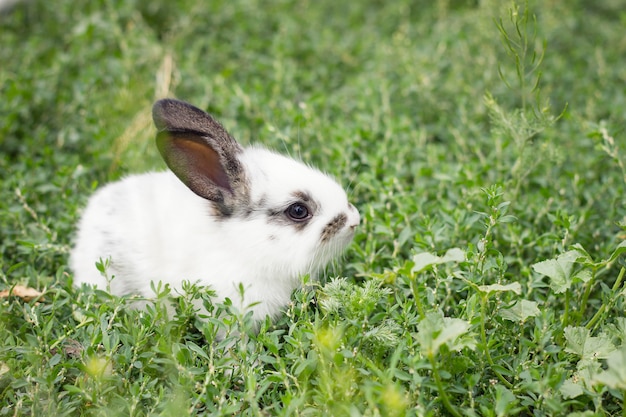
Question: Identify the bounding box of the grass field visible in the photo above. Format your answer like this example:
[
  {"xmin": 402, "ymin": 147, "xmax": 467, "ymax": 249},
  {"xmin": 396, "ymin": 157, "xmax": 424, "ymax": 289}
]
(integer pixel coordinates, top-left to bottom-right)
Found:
[{"xmin": 1, "ymin": 0, "xmax": 626, "ymax": 415}]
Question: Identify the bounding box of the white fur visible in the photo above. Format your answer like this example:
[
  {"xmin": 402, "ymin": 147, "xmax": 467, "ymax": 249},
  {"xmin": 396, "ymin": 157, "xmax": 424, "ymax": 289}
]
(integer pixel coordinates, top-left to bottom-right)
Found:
[{"xmin": 70, "ymin": 146, "xmax": 359, "ymax": 321}]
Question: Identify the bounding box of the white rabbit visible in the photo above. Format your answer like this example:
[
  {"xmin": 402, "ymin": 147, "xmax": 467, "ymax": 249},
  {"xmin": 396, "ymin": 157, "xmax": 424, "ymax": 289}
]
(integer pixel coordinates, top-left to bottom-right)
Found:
[{"xmin": 70, "ymin": 99, "xmax": 360, "ymax": 321}]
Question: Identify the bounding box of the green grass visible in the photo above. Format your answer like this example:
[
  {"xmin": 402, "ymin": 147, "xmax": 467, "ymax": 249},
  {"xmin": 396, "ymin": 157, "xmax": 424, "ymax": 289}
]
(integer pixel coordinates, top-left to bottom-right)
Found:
[{"xmin": 1, "ymin": 0, "xmax": 626, "ymax": 415}]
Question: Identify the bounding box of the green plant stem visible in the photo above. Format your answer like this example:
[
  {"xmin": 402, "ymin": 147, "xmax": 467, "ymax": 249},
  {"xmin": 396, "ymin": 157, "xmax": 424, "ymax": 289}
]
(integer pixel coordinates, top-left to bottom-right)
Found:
[
  {"xmin": 427, "ymin": 353, "xmax": 462, "ymax": 417},
  {"xmin": 586, "ymin": 267, "xmax": 626, "ymax": 330},
  {"xmin": 480, "ymin": 296, "xmax": 513, "ymax": 389},
  {"xmin": 609, "ymin": 266, "xmax": 625, "ymax": 293},
  {"xmin": 410, "ymin": 279, "xmax": 426, "ymax": 319},
  {"xmin": 578, "ymin": 270, "xmax": 597, "ymax": 324},
  {"xmin": 562, "ymin": 291, "xmax": 569, "ymax": 328},
  {"xmin": 587, "ymin": 304, "xmax": 607, "ymax": 332}
]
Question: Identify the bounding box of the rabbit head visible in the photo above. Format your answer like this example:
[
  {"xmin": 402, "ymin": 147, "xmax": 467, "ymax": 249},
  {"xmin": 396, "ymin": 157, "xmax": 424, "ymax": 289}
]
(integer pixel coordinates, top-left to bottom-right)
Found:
[{"xmin": 153, "ymin": 99, "xmax": 359, "ymax": 280}]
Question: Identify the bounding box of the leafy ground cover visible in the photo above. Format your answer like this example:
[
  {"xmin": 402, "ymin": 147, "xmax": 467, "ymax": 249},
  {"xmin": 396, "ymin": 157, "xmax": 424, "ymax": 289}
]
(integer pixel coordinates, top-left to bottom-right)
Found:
[{"xmin": 1, "ymin": 0, "xmax": 625, "ymax": 415}]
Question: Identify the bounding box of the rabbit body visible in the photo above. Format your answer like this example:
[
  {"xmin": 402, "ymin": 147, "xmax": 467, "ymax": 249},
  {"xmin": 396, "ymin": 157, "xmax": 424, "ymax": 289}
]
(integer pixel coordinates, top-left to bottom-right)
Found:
[{"xmin": 70, "ymin": 100, "xmax": 359, "ymax": 321}]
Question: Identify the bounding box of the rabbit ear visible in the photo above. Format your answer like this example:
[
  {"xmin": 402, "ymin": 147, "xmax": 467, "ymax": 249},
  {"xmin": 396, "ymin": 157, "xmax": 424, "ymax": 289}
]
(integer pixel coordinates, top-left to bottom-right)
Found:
[{"xmin": 152, "ymin": 99, "xmax": 248, "ymax": 215}]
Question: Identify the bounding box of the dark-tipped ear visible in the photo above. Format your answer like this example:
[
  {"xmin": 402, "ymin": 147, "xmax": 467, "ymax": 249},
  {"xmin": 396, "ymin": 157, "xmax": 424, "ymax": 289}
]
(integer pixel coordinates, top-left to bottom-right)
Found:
[
  {"xmin": 153, "ymin": 99, "xmax": 247, "ymax": 213},
  {"xmin": 153, "ymin": 99, "xmax": 229, "ymax": 137}
]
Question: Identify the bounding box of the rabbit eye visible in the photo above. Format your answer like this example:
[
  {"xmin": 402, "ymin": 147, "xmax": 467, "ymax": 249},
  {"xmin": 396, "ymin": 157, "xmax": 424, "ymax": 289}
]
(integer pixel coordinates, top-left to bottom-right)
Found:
[{"xmin": 286, "ymin": 203, "xmax": 310, "ymax": 222}]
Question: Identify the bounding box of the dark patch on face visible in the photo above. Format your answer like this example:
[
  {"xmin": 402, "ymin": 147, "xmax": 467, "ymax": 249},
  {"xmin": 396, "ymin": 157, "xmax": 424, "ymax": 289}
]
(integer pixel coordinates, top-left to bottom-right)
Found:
[
  {"xmin": 320, "ymin": 213, "xmax": 348, "ymax": 243},
  {"xmin": 267, "ymin": 208, "xmax": 310, "ymax": 231},
  {"xmin": 268, "ymin": 234, "xmax": 277, "ymax": 241},
  {"xmin": 292, "ymin": 190, "xmax": 312, "ymax": 203},
  {"xmin": 265, "ymin": 190, "xmax": 318, "ymax": 231}
]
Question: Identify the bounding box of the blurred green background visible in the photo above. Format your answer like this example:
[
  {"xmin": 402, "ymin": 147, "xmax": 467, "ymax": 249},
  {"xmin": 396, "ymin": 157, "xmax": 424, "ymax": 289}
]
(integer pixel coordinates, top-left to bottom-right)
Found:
[{"xmin": 1, "ymin": 0, "xmax": 626, "ymax": 415}]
